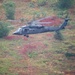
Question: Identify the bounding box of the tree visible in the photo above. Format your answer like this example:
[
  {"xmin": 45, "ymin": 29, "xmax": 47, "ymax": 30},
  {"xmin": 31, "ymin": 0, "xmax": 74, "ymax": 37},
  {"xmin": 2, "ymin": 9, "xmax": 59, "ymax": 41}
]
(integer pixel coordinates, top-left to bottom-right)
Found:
[
  {"xmin": 3, "ymin": 1, "xmax": 15, "ymax": 20},
  {"xmin": 0, "ymin": 21, "xmax": 10, "ymax": 38}
]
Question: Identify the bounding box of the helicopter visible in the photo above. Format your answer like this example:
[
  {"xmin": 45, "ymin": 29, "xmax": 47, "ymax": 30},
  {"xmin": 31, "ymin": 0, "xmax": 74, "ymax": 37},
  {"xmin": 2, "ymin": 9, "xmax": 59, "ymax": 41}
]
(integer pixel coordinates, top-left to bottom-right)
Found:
[{"xmin": 13, "ymin": 16, "xmax": 70, "ymax": 38}]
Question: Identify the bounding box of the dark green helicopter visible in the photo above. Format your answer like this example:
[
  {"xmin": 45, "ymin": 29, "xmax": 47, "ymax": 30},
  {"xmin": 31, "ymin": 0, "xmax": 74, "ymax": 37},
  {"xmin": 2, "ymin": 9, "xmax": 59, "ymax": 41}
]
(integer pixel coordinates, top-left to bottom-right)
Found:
[{"xmin": 13, "ymin": 16, "xmax": 70, "ymax": 38}]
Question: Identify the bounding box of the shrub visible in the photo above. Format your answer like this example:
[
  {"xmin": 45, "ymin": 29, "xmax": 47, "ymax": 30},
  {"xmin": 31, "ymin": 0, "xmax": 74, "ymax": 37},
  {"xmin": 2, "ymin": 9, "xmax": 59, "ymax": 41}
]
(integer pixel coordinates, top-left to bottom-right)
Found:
[
  {"xmin": 0, "ymin": 21, "xmax": 10, "ymax": 38},
  {"xmin": 65, "ymin": 52, "xmax": 75, "ymax": 58},
  {"xmin": 54, "ymin": 31, "xmax": 63, "ymax": 40},
  {"xmin": 3, "ymin": 1, "xmax": 15, "ymax": 20},
  {"xmin": 29, "ymin": 2, "xmax": 35, "ymax": 8},
  {"xmin": 37, "ymin": 0, "xmax": 47, "ymax": 6},
  {"xmin": 57, "ymin": 0, "xmax": 74, "ymax": 10}
]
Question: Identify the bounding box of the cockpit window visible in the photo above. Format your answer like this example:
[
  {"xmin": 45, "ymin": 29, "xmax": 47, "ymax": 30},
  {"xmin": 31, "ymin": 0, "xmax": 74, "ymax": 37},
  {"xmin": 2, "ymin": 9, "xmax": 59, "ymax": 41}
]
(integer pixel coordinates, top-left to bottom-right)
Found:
[{"xmin": 17, "ymin": 28, "xmax": 22, "ymax": 32}]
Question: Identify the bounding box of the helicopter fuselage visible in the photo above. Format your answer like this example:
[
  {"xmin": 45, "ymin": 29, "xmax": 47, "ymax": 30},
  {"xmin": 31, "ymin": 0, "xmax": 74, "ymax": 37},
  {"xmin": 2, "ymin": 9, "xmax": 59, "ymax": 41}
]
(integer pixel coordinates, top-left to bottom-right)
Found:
[{"xmin": 13, "ymin": 25, "xmax": 59, "ymax": 36}]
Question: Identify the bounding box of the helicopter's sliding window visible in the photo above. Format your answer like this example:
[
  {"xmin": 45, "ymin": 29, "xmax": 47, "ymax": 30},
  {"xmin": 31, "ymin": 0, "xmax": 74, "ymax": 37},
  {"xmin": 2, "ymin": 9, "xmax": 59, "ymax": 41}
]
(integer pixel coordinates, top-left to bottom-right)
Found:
[{"xmin": 36, "ymin": 25, "xmax": 44, "ymax": 29}]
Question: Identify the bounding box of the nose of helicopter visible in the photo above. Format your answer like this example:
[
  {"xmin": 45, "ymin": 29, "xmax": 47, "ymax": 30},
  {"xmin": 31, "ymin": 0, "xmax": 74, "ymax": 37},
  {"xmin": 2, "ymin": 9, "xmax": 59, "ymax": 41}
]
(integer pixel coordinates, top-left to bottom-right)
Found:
[
  {"xmin": 13, "ymin": 31, "xmax": 21, "ymax": 35},
  {"xmin": 13, "ymin": 27, "xmax": 23, "ymax": 35}
]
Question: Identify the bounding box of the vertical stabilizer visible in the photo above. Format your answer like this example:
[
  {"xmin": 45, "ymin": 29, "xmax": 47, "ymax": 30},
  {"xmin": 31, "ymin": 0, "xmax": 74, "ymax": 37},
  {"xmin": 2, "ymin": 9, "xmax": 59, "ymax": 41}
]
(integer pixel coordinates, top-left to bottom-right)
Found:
[{"xmin": 58, "ymin": 18, "xmax": 69, "ymax": 30}]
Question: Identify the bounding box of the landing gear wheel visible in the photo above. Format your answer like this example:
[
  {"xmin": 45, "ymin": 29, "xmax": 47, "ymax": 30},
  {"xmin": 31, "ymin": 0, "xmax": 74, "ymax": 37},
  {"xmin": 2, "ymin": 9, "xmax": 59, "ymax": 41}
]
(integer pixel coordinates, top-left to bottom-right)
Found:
[
  {"xmin": 26, "ymin": 35, "xmax": 29, "ymax": 38},
  {"xmin": 24, "ymin": 35, "xmax": 29, "ymax": 38}
]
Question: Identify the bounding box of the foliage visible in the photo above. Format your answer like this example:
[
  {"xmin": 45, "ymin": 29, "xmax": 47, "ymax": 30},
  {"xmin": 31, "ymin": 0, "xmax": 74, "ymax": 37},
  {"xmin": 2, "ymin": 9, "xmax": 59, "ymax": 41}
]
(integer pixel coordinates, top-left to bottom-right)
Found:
[
  {"xmin": 34, "ymin": 11, "xmax": 46, "ymax": 18},
  {"xmin": 57, "ymin": 0, "xmax": 75, "ymax": 10},
  {"xmin": 37, "ymin": 0, "xmax": 47, "ymax": 6},
  {"xmin": 29, "ymin": 2, "xmax": 35, "ymax": 8},
  {"xmin": 54, "ymin": 31, "xmax": 63, "ymax": 40},
  {"xmin": 56, "ymin": 10, "xmax": 68, "ymax": 18},
  {"xmin": 3, "ymin": 1, "xmax": 15, "ymax": 20},
  {"xmin": 0, "ymin": 21, "xmax": 10, "ymax": 38},
  {"xmin": 33, "ymin": 8, "xmax": 46, "ymax": 18},
  {"xmin": 31, "ymin": 0, "xmax": 37, "ymax": 2},
  {"xmin": 65, "ymin": 52, "xmax": 75, "ymax": 58},
  {"xmin": 28, "ymin": 52, "xmax": 38, "ymax": 58}
]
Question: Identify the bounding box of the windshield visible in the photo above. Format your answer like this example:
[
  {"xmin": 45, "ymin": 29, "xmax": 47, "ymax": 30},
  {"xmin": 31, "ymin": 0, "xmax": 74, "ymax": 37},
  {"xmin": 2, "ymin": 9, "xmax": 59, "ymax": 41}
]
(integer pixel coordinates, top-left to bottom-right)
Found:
[{"xmin": 17, "ymin": 28, "xmax": 22, "ymax": 32}]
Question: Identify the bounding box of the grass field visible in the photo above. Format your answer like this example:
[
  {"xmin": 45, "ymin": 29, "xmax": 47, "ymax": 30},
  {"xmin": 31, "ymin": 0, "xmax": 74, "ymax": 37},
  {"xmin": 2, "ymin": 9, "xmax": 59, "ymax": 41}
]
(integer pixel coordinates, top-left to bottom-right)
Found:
[{"xmin": 0, "ymin": 0, "xmax": 75, "ymax": 75}]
